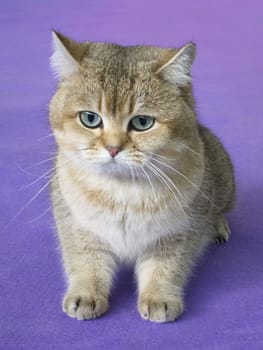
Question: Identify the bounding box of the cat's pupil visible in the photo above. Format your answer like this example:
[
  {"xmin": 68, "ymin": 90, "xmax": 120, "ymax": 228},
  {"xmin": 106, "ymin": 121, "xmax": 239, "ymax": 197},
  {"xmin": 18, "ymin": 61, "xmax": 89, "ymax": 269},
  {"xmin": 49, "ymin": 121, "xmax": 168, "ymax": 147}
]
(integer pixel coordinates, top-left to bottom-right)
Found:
[
  {"xmin": 139, "ymin": 117, "xmax": 147, "ymax": 126},
  {"xmin": 88, "ymin": 114, "xmax": 95, "ymax": 123}
]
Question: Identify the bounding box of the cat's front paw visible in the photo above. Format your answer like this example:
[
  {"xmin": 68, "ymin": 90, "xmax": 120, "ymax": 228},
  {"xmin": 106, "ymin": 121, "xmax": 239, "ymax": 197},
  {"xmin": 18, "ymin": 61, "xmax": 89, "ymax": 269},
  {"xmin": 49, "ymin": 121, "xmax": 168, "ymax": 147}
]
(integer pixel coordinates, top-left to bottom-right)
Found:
[
  {"xmin": 62, "ymin": 292, "xmax": 108, "ymax": 320},
  {"xmin": 138, "ymin": 295, "xmax": 184, "ymax": 323}
]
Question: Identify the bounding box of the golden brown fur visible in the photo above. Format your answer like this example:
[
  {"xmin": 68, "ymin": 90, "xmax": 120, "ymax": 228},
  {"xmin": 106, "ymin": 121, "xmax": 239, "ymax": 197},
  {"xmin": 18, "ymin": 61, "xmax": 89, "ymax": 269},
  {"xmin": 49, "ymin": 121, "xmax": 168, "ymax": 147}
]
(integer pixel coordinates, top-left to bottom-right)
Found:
[{"xmin": 49, "ymin": 32, "xmax": 235, "ymax": 322}]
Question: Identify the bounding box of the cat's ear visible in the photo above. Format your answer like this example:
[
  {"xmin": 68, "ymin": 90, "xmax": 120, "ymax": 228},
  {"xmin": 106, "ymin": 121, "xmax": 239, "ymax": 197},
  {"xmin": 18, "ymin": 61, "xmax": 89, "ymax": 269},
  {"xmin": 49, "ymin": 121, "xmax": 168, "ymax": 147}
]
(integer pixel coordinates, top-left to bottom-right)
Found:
[
  {"xmin": 50, "ymin": 31, "xmax": 87, "ymax": 79},
  {"xmin": 156, "ymin": 42, "xmax": 196, "ymax": 87}
]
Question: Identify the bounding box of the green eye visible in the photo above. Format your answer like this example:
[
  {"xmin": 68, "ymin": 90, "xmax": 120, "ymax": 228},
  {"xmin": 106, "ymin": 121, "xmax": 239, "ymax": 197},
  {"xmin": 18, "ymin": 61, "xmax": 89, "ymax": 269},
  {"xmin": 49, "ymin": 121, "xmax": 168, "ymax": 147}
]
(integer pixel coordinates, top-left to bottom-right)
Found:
[
  {"xmin": 79, "ymin": 111, "xmax": 102, "ymax": 128},
  {"xmin": 129, "ymin": 115, "xmax": 155, "ymax": 131}
]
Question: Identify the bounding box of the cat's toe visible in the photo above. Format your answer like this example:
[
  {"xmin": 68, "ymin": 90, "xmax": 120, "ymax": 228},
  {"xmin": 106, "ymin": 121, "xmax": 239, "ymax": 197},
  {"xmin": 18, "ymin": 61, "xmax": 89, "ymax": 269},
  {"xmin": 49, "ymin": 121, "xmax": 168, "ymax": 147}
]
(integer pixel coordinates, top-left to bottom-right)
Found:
[
  {"xmin": 138, "ymin": 296, "xmax": 184, "ymax": 323},
  {"xmin": 215, "ymin": 236, "xmax": 227, "ymax": 244},
  {"xmin": 214, "ymin": 216, "xmax": 231, "ymax": 244},
  {"xmin": 62, "ymin": 292, "xmax": 108, "ymax": 320}
]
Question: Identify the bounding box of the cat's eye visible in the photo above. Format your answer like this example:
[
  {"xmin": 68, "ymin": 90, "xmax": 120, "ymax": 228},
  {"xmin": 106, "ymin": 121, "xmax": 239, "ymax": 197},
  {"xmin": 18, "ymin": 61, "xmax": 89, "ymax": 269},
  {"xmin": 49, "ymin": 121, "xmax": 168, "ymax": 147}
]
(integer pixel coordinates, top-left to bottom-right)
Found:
[
  {"xmin": 129, "ymin": 115, "xmax": 155, "ymax": 131},
  {"xmin": 79, "ymin": 111, "xmax": 102, "ymax": 129}
]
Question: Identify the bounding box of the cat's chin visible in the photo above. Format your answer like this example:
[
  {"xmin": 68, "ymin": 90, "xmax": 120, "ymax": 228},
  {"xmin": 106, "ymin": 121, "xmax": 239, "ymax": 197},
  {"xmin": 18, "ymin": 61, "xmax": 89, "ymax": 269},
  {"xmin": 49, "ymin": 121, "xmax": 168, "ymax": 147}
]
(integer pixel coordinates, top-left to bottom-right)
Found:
[{"xmin": 91, "ymin": 160, "xmax": 134, "ymax": 179}]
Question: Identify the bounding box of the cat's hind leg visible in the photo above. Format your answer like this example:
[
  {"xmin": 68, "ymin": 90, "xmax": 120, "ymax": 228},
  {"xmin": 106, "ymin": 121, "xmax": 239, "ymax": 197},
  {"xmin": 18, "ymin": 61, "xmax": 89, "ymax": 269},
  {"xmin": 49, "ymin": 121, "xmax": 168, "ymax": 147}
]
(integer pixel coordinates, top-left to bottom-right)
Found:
[{"xmin": 214, "ymin": 215, "xmax": 231, "ymax": 244}]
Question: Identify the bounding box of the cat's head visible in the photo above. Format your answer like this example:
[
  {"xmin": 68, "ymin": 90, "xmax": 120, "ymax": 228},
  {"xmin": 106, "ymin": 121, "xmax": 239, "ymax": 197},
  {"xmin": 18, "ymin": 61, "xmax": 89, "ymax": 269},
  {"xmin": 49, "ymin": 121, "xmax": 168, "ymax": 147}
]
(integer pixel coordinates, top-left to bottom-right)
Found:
[{"xmin": 49, "ymin": 32, "xmax": 201, "ymax": 178}]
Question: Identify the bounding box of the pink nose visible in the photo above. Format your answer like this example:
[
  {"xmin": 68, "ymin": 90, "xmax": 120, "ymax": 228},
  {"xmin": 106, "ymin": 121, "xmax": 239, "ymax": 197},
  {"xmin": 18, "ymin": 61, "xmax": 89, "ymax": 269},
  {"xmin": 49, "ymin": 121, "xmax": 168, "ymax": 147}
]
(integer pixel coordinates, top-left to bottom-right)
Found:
[{"xmin": 106, "ymin": 146, "xmax": 120, "ymax": 157}]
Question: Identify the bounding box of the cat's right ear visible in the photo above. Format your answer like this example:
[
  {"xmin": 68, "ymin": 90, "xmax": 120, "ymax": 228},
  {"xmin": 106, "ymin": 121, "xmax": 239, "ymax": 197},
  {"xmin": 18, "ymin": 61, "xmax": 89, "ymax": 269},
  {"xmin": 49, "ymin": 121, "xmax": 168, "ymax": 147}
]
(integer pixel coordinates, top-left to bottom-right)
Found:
[
  {"xmin": 50, "ymin": 31, "xmax": 87, "ymax": 79},
  {"xmin": 156, "ymin": 42, "xmax": 196, "ymax": 87}
]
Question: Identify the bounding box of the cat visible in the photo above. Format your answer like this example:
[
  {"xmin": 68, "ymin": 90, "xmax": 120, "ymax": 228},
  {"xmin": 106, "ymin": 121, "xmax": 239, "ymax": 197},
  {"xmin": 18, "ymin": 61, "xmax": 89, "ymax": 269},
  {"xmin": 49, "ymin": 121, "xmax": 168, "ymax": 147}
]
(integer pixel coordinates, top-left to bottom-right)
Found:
[{"xmin": 49, "ymin": 31, "xmax": 235, "ymax": 323}]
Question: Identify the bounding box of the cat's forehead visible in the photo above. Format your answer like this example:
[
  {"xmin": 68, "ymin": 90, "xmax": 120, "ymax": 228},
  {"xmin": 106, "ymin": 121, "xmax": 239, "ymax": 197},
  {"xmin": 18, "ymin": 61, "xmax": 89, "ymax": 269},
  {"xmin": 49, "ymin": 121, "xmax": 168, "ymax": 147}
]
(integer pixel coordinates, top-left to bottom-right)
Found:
[
  {"xmin": 86, "ymin": 43, "xmax": 170, "ymax": 64},
  {"xmin": 82, "ymin": 43, "xmax": 175, "ymax": 78},
  {"xmin": 77, "ymin": 44, "xmax": 170, "ymax": 116}
]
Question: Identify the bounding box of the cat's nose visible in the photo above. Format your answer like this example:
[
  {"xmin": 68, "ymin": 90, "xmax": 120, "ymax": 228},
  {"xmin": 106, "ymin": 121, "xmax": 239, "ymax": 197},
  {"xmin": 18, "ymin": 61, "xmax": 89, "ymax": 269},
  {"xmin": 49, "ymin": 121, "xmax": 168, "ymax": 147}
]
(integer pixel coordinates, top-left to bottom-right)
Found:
[{"xmin": 106, "ymin": 146, "xmax": 120, "ymax": 158}]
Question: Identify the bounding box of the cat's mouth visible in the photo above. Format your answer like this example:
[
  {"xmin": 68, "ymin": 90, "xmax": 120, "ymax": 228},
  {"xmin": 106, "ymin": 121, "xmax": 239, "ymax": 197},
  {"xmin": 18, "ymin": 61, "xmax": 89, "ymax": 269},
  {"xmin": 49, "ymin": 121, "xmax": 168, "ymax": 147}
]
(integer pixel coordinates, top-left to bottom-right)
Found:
[
  {"xmin": 79, "ymin": 147, "xmax": 150, "ymax": 177},
  {"xmin": 104, "ymin": 156, "xmax": 132, "ymax": 169},
  {"xmin": 95, "ymin": 155, "xmax": 145, "ymax": 178}
]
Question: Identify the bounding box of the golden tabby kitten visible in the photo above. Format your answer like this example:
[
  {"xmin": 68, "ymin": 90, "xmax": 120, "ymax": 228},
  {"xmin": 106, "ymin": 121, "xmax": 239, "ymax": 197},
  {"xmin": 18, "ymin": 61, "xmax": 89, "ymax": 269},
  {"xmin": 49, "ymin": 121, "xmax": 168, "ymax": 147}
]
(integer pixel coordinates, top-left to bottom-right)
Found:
[{"xmin": 49, "ymin": 31, "xmax": 235, "ymax": 322}]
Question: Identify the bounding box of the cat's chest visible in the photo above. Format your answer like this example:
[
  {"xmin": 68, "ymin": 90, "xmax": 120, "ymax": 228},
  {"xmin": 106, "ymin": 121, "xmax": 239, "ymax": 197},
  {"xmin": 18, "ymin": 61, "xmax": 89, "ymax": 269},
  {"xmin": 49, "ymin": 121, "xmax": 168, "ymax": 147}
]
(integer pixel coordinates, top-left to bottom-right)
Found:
[{"xmin": 59, "ymin": 171, "xmax": 187, "ymax": 260}]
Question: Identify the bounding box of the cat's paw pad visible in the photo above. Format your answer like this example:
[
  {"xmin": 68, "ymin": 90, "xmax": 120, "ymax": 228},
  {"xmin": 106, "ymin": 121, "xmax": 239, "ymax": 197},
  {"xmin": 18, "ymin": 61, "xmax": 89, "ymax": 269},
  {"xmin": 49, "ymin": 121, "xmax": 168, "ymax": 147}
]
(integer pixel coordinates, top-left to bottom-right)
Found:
[
  {"xmin": 62, "ymin": 292, "xmax": 108, "ymax": 320},
  {"xmin": 215, "ymin": 216, "xmax": 231, "ymax": 244},
  {"xmin": 138, "ymin": 296, "xmax": 184, "ymax": 323}
]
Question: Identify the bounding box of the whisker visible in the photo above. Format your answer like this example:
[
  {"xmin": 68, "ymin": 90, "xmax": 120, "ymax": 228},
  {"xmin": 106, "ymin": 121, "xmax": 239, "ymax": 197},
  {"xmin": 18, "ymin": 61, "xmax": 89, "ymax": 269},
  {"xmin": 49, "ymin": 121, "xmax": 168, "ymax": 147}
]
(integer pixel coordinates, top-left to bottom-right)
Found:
[
  {"xmin": 37, "ymin": 133, "xmax": 54, "ymax": 142},
  {"xmin": 147, "ymin": 151, "xmax": 177, "ymax": 161},
  {"xmin": 15, "ymin": 162, "xmax": 37, "ymax": 177},
  {"xmin": 147, "ymin": 141, "xmax": 202, "ymax": 160},
  {"xmin": 19, "ymin": 166, "xmax": 56, "ymax": 190},
  {"xmin": 151, "ymin": 157, "xmax": 215, "ymax": 206},
  {"xmin": 127, "ymin": 163, "xmax": 135, "ymax": 184},
  {"xmin": 19, "ymin": 158, "xmax": 71, "ymax": 191},
  {"xmin": 41, "ymin": 151, "xmax": 57, "ymax": 155},
  {"xmin": 29, "ymin": 159, "xmax": 86, "ymax": 224},
  {"xmin": 6, "ymin": 179, "xmax": 52, "ymax": 228},
  {"xmin": 147, "ymin": 160, "xmax": 186, "ymax": 201},
  {"xmin": 174, "ymin": 140, "xmax": 202, "ymax": 157},
  {"xmin": 25, "ymin": 156, "xmax": 57, "ymax": 170},
  {"xmin": 145, "ymin": 161, "xmax": 187, "ymax": 218},
  {"xmin": 28, "ymin": 204, "xmax": 53, "ymax": 224},
  {"xmin": 130, "ymin": 164, "xmax": 135, "ymax": 183},
  {"xmin": 144, "ymin": 163, "xmax": 187, "ymax": 229},
  {"xmin": 138, "ymin": 164, "xmax": 158, "ymax": 202}
]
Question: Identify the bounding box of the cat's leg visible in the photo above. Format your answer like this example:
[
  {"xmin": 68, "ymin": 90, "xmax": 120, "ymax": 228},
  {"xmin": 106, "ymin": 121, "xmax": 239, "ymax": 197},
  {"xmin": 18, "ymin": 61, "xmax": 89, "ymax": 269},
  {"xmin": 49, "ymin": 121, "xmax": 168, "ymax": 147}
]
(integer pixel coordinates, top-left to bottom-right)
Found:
[
  {"xmin": 136, "ymin": 234, "xmax": 209, "ymax": 323},
  {"xmin": 214, "ymin": 215, "xmax": 231, "ymax": 244},
  {"xmin": 60, "ymin": 229, "xmax": 117, "ymax": 320}
]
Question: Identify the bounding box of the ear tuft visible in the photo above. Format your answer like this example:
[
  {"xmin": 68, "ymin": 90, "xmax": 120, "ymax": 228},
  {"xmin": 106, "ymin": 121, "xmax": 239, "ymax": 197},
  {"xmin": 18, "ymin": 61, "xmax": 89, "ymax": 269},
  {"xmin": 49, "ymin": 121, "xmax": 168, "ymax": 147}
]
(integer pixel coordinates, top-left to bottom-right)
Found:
[
  {"xmin": 156, "ymin": 42, "xmax": 196, "ymax": 87},
  {"xmin": 50, "ymin": 31, "xmax": 80, "ymax": 79}
]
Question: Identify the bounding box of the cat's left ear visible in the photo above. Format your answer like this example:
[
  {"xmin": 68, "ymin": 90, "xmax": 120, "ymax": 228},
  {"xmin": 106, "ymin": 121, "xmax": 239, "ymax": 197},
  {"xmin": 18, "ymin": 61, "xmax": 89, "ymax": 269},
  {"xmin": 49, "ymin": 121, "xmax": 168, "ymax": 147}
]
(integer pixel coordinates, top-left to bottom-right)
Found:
[
  {"xmin": 50, "ymin": 31, "xmax": 87, "ymax": 79},
  {"xmin": 156, "ymin": 42, "xmax": 196, "ymax": 87}
]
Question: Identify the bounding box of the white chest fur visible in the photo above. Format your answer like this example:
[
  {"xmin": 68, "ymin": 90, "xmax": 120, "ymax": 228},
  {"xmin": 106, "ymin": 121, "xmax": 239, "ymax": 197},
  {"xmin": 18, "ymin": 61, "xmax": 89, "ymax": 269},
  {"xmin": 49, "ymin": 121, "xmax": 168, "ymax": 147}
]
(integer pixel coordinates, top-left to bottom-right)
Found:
[{"xmin": 58, "ymin": 167, "xmax": 188, "ymax": 261}]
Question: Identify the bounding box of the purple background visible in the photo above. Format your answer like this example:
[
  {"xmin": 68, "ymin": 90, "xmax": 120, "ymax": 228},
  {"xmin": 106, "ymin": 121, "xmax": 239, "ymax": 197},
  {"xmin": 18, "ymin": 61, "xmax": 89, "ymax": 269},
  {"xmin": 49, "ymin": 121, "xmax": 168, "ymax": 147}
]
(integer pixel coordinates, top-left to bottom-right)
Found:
[{"xmin": 1, "ymin": 0, "xmax": 263, "ymax": 349}]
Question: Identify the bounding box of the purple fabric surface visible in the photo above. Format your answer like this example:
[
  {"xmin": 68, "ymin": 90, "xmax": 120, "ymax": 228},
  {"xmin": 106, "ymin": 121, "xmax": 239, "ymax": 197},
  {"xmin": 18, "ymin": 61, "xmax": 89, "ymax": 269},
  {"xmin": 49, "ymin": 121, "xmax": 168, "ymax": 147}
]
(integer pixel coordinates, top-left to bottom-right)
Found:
[{"xmin": 1, "ymin": 0, "xmax": 262, "ymax": 349}]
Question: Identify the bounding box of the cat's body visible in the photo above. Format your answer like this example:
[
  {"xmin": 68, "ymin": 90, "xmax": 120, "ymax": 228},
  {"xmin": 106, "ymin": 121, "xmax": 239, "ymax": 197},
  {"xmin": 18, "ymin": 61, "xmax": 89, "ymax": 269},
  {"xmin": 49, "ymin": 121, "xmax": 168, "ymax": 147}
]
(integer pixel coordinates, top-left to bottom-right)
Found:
[{"xmin": 49, "ymin": 32, "xmax": 235, "ymax": 322}]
